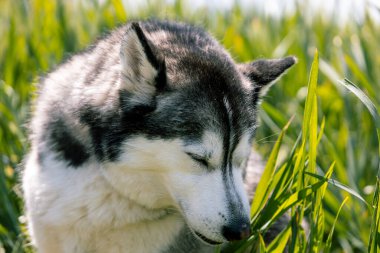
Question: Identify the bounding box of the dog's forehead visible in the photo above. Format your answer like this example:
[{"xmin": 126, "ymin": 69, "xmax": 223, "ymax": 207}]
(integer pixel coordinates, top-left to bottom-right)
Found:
[
  {"xmin": 141, "ymin": 22, "xmax": 258, "ymax": 145},
  {"xmin": 160, "ymin": 65, "xmax": 256, "ymax": 133},
  {"xmin": 165, "ymin": 81, "xmax": 255, "ymax": 130},
  {"xmin": 167, "ymin": 50, "xmax": 241, "ymax": 86}
]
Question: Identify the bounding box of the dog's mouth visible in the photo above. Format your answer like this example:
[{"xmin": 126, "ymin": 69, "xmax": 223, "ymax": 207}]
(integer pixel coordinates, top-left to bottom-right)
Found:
[
  {"xmin": 194, "ymin": 231, "xmax": 223, "ymax": 245},
  {"xmin": 177, "ymin": 203, "xmax": 224, "ymax": 245}
]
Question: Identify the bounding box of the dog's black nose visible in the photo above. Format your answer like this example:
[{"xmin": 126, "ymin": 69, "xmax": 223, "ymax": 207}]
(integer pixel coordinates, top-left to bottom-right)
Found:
[{"xmin": 222, "ymin": 221, "xmax": 251, "ymax": 241}]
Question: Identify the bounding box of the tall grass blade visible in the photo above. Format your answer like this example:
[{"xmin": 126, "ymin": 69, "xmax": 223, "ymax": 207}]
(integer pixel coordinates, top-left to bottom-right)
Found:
[
  {"xmin": 302, "ymin": 49, "xmax": 319, "ymax": 142},
  {"xmin": 324, "ymin": 197, "xmax": 349, "ymax": 252},
  {"xmin": 339, "ymin": 79, "xmax": 379, "ymax": 129},
  {"xmin": 255, "ymin": 180, "xmax": 326, "ymax": 231},
  {"xmin": 305, "ymin": 172, "xmax": 368, "ymax": 205},
  {"xmin": 338, "ymin": 78, "xmax": 380, "ymax": 253},
  {"xmin": 258, "ymin": 234, "xmax": 267, "ymax": 253},
  {"xmin": 250, "ymin": 118, "xmax": 292, "ymax": 218},
  {"xmin": 266, "ymin": 226, "xmax": 291, "ymax": 252}
]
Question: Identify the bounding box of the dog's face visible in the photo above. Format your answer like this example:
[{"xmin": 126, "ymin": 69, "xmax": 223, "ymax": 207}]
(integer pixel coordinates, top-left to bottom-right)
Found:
[
  {"xmin": 164, "ymin": 132, "xmax": 253, "ymax": 244},
  {"xmin": 102, "ymin": 21, "xmax": 295, "ymax": 245}
]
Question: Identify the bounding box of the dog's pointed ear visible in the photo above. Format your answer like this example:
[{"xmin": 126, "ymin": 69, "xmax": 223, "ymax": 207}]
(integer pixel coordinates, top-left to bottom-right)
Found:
[
  {"xmin": 119, "ymin": 22, "xmax": 166, "ymax": 106},
  {"xmin": 238, "ymin": 56, "xmax": 296, "ymax": 97}
]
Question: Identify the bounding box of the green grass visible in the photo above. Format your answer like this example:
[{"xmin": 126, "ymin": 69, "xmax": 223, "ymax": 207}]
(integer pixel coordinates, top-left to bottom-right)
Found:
[{"xmin": 0, "ymin": 0, "xmax": 379, "ymax": 252}]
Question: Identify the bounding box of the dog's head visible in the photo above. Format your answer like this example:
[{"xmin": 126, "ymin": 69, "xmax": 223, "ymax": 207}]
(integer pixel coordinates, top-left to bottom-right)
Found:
[{"xmin": 103, "ymin": 21, "xmax": 295, "ymax": 245}]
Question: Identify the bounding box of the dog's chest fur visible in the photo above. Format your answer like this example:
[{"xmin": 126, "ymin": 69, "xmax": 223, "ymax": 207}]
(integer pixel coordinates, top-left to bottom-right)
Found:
[{"xmin": 24, "ymin": 150, "xmax": 215, "ymax": 252}]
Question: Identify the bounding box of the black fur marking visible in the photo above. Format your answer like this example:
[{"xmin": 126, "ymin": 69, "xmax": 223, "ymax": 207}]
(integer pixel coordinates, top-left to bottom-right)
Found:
[
  {"xmin": 79, "ymin": 107, "xmax": 107, "ymax": 161},
  {"xmin": 224, "ymin": 160, "xmax": 245, "ymax": 219},
  {"xmin": 219, "ymin": 95, "xmax": 251, "ymax": 222},
  {"xmin": 49, "ymin": 118, "xmax": 90, "ymax": 167},
  {"xmin": 130, "ymin": 22, "xmax": 161, "ymax": 70},
  {"xmin": 155, "ymin": 59, "xmax": 167, "ymax": 91},
  {"xmin": 127, "ymin": 22, "xmax": 168, "ymax": 96},
  {"xmin": 119, "ymin": 89, "xmax": 157, "ymax": 114}
]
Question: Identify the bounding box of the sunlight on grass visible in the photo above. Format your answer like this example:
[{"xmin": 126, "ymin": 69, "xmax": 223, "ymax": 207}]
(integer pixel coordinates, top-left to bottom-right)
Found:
[{"xmin": 0, "ymin": 0, "xmax": 379, "ymax": 252}]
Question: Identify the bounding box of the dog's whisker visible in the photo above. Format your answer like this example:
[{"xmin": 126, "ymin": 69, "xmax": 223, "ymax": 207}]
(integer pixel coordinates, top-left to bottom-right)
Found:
[{"xmin": 255, "ymin": 133, "xmax": 281, "ymax": 144}]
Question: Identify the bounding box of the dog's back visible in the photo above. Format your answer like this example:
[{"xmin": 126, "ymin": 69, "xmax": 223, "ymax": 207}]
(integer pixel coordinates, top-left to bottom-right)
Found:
[{"xmin": 22, "ymin": 20, "xmax": 295, "ymax": 252}]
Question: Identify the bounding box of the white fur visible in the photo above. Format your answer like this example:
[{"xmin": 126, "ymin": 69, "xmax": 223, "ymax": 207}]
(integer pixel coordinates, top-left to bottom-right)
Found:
[
  {"xmin": 23, "ymin": 149, "xmax": 184, "ymax": 253},
  {"xmin": 23, "ymin": 130, "xmax": 251, "ymax": 252},
  {"xmin": 232, "ymin": 132, "xmax": 253, "ymax": 169}
]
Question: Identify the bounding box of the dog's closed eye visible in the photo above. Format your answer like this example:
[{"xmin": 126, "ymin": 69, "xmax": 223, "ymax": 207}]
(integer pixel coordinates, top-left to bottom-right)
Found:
[{"xmin": 186, "ymin": 152, "xmax": 209, "ymax": 168}]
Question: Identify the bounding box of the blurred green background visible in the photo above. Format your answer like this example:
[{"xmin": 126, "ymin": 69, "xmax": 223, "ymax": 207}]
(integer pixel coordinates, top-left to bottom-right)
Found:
[{"xmin": 0, "ymin": 0, "xmax": 379, "ymax": 252}]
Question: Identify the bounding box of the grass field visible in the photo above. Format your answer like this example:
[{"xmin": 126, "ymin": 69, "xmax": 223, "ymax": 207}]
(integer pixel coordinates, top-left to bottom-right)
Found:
[{"xmin": 0, "ymin": 0, "xmax": 379, "ymax": 252}]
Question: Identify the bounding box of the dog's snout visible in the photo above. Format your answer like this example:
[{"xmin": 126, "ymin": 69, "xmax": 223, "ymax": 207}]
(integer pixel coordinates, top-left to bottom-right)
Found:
[{"xmin": 222, "ymin": 220, "xmax": 251, "ymax": 241}]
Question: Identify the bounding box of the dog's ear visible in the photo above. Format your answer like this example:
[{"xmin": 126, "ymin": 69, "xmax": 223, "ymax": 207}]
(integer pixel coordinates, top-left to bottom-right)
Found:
[
  {"xmin": 238, "ymin": 56, "xmax": 296, "ymax": 98},
  {"xmin": 119, "ymin": 22, "xmax": 166, "ymax": 107}
]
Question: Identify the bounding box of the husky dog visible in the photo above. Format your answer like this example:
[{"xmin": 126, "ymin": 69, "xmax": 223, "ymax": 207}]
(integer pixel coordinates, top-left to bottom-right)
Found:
[{"xmin": 22, "ymin": 20, "xmax": 295, "ymax": 252}]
